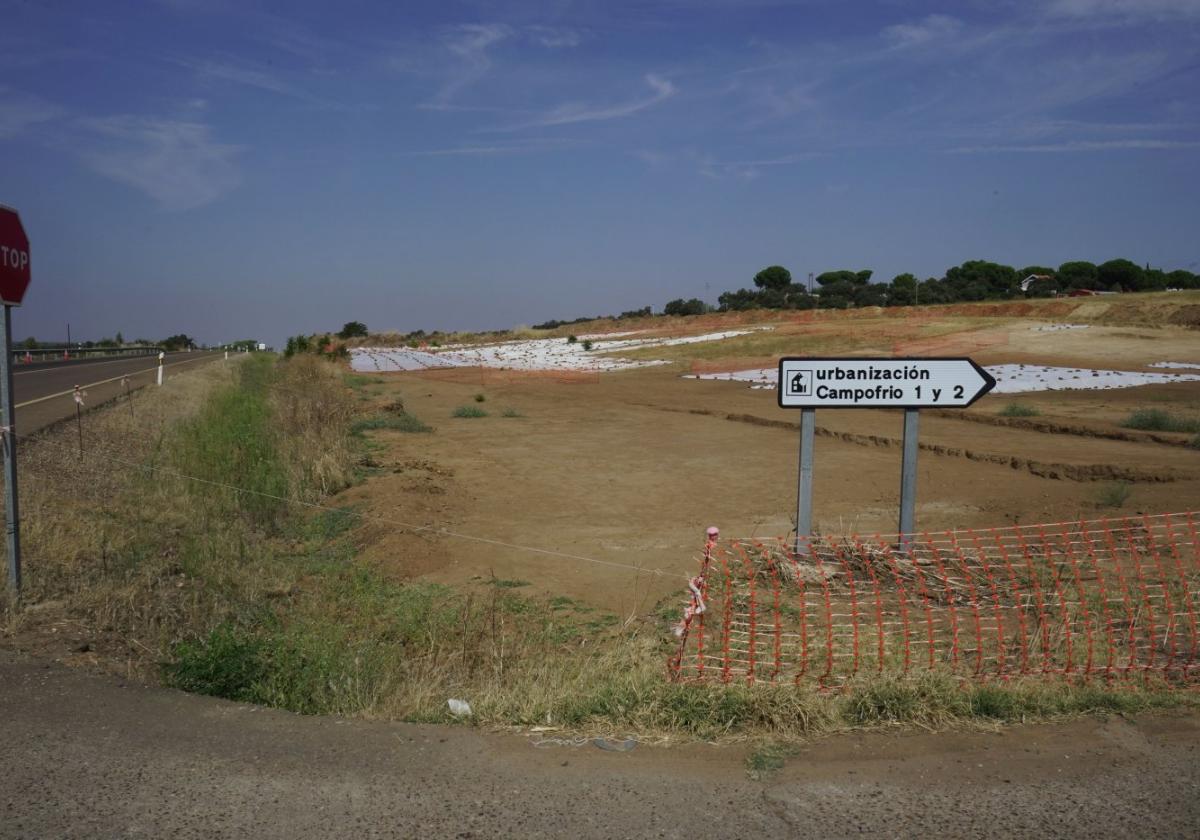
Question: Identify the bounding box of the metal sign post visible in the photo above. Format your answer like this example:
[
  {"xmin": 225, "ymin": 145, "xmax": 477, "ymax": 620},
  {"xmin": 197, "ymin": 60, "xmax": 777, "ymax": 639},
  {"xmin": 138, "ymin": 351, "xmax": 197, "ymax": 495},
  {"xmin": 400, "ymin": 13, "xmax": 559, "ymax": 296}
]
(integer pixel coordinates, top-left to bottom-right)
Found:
[
  {"xmin": 0, "ymin": 306, "xmax": 20, "ymax": 595},
  {"xmin": 778, "ymin": 357, "xmax": 995, "ymax": 551},
  {"xmin": 899, "ymin": 408, "xmax": 919, "ymax": 553},
  {"xmin": 0, "ymin": 205, "xmax": 31, "ymax": 598},
  {"xmin": 795, "ymin": 408, "xmax": 815, "ymax": 555}
]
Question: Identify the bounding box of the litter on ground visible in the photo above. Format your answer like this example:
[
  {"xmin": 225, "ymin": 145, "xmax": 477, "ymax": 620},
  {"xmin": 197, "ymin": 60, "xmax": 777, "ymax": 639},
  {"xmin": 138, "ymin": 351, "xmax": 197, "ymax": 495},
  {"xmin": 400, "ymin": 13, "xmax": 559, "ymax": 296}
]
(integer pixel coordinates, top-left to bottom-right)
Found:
[{"xmin": 1032, "ymin": 323, "xmax": 1090, "ymax": 332}]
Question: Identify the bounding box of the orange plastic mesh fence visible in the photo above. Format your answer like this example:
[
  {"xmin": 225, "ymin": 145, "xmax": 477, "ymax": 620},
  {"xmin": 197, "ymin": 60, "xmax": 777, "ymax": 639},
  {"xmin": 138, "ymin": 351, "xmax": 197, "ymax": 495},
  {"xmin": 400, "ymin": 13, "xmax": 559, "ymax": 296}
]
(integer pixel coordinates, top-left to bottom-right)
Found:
[{"xmin": 668, "ymin": 512, "xmax": 1200, "ymax": 687}]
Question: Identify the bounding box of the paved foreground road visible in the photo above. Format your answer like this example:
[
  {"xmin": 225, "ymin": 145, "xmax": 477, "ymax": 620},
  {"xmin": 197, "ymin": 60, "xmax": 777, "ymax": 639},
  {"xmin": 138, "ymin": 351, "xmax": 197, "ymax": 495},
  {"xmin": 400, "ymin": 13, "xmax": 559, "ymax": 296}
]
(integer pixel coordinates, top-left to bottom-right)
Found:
[{"xmin": 1, "ymin": 649, "xmax": 1198, "ymax": 839}]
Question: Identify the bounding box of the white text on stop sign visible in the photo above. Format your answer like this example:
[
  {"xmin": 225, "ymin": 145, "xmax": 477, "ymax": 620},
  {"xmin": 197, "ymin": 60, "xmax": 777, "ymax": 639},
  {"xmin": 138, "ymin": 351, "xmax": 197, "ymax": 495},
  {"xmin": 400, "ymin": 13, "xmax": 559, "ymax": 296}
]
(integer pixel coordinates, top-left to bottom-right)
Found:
[{"xmin": 0, "ymin": 245, "xmax": 28, "ymax": 271}]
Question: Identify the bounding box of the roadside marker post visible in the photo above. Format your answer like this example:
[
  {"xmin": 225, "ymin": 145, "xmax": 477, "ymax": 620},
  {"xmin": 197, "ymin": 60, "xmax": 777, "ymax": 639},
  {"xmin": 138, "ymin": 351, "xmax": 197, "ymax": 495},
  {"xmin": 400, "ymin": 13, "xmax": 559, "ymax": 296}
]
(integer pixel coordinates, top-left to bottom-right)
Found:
[
  {"xmin": 157, "ymin": 351, "xmax": 164, "ymax": 386},
  {"xmin": 777, "ymin": 357, "xmax": 995, "ymax": 554},
  {"xmin": 73, "ymin": 386, "xmax": 86, "ymax": 458},
  {"xmin": 0, "ymin": 205, "xmax": 32, "ymax": 597}
]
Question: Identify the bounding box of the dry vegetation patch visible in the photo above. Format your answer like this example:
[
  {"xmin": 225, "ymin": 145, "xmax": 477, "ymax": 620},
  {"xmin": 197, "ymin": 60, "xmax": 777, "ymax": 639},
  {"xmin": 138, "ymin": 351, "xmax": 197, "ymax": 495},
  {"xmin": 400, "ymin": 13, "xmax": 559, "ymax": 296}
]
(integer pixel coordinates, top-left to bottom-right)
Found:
[{"xmin": 3, "ymin": 332, "xmax": 1197, "ymax": 740}]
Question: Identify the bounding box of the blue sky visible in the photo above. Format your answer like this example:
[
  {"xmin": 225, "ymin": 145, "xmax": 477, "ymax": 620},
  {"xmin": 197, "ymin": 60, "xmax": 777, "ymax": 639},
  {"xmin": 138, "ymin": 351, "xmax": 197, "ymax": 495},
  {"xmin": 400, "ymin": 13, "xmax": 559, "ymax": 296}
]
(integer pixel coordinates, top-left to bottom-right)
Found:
[{"xmin": 3, "ymin": 0, "xmax": 1199, "ymax": 346}]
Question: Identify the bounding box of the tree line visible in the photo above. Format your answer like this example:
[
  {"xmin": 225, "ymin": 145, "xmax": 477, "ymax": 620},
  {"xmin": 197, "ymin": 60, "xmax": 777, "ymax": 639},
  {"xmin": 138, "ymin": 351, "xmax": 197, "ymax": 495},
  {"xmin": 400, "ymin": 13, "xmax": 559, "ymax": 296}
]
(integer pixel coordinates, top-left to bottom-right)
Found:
[
  {"xmin": 283, "ymin": 321, "xmax": 367, "ymax": 358},
  {"xmin": 703, "ymin": 259, "xmax": 1199, "ymax": 314}
]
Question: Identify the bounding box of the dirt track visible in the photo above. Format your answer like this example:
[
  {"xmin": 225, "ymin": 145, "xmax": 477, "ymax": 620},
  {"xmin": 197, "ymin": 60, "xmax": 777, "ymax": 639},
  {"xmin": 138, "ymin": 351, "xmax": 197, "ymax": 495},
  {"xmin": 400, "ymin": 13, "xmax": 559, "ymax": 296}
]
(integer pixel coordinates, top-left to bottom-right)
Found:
[{"xmin": 2, "ymin": 649, "xmax": 1197, "ymax": 838}]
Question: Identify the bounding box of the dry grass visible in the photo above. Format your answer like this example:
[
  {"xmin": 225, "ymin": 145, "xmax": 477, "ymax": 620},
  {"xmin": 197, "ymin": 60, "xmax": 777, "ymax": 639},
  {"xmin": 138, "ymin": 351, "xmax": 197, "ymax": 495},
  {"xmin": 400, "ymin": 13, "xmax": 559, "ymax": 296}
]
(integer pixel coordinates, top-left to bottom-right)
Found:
[
  {"xmin": 1, "ymin": 354, "xmax": 360, "ymax": 672},
  {"xmin": 268, "ymin": 354, "xmax": 360, "ymax": 499},
  {"xmin": 4, "ymin": 351, "xmax": 1195, "ymax": 741}
]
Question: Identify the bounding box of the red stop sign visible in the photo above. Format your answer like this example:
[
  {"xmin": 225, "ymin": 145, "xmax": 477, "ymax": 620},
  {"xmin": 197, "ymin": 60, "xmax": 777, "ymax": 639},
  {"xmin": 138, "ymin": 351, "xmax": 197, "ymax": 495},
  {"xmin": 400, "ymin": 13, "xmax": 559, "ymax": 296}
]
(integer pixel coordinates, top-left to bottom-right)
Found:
[{"xmin": 0, "ymin": 206, "xmax": 31, "ymax": 306}]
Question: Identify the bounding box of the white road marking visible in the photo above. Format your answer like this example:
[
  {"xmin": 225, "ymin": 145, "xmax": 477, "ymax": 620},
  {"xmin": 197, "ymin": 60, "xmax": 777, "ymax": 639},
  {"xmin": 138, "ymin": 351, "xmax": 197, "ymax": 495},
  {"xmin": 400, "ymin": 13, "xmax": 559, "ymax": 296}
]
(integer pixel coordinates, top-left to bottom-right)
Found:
[{"xmin": 15, "ymin": 353, "xmax": 221, "ymax": 408}]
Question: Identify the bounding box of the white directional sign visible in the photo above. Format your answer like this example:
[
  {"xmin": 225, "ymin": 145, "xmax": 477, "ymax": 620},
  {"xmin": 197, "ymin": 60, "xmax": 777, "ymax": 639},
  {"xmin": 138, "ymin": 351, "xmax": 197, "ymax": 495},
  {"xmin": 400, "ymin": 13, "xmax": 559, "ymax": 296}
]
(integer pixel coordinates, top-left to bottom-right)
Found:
[{"xmin": 777, "ymin": 357, "xmax": 996, "ymax": 409}]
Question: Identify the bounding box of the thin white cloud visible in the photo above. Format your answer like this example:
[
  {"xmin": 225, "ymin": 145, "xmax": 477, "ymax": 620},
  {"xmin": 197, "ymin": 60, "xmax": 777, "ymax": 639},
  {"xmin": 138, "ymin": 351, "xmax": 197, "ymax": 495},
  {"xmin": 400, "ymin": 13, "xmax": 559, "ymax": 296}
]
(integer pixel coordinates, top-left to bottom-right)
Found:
[
  {"xmin": 183, "ymin": 58, "xmax": 300, "ymax": 97},
  {"xmin": 698, "ymin": 152, "xmax": 817, "ymax": 179},
  {"xmin": 509, "ymin": 74, "xmax": 676, "ymax": 129},
  {"xmin": 949, "ymin": 139, "xmax": 1200, "ymax": 153},
  {"xmin": 177, "ymin": 58, "xmax": 371, "ymax": 111},
  {"xmin": 0, "ymin": 87, "xmax": 62, "ymax": 138},
  {"xmin": 79, "ymin": 116, "xmax": 242, "ymax": 210},
  {"xmin": 445, "ymin": 22, "xmax": 513, "ymax": 60},
  {"xmin": 410, "ymin": 138, "xmax": 579, "ymax": 156},
  {"xmin": 433, "ymin": 23, "xmax": 514, "ymax": 106},
  {"xmin": 1045, "ymin": 0, "xmax": 1200, "ymax": 20},
  {"xmin": 526, "ymin": 26, "xmax": 582, "ymax": 48},
  {"xmin": 882, "ymin": 14, "xmax": 963, "ymax": 47},
  {"xmin": 417, "ymin": 102, "xmax": 530, "ymax": 114}
]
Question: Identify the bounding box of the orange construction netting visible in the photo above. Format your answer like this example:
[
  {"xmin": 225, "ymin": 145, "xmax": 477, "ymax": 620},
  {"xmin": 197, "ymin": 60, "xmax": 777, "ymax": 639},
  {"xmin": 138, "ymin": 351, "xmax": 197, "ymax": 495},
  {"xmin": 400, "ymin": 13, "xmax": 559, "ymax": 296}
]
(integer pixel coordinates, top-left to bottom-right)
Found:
[{"xmin": 669, "ymin": 512, "xmax": 1200, "ymax": 687}]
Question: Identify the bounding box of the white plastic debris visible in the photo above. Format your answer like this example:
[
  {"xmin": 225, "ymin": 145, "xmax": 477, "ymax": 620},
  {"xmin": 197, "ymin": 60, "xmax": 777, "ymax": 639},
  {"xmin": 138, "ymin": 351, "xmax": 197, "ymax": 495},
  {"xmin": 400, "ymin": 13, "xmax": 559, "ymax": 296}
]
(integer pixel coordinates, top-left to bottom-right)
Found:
[{"xmin": 447, "ymin": 698, "xmax": 473, "ymax": 718}]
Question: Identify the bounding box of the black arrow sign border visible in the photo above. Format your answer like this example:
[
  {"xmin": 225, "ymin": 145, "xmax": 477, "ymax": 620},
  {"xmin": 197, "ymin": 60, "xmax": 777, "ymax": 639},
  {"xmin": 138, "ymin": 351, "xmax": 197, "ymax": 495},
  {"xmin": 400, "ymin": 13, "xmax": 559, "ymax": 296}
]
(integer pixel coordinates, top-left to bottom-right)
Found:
[{"xmin": 776, "ymin": 356, "xmax": 998, "ymax": 410}]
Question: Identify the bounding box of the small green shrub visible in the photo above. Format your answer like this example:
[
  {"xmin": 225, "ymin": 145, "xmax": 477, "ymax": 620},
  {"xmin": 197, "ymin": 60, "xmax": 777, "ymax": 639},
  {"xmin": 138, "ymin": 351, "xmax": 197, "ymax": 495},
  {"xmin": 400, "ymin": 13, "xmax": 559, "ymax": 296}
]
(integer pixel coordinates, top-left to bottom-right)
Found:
[
  {"xmin": 350, "ymin": 413, "xmax": 431, "ymax": 434},
  {"xmin": 1096, "ymin": 480, "xmax": 1132, "ymax": 509},
  {"xmin": 452, "ymin": 405, "xmax": 488, "ymax": 418},
  {"xmin": 567, "ymin": 335, "xmax": 578, "ymax": 344},
  {"xmin": 745, "ymin": 742, "xmax": 797, "ymax": 780},
  {"xmin": 164, "ymin": 623, "xmax": 268, "ymax": 703},
  {"xmin": 1122, "ymin": 409, "xmax": 1200, "ymax": 433},
  {"xmin": 582, "ymin": 340, "xmax": 594, "ymax": 351},
  {"xmin": 999, "ymin": 403, "xmax": 1039, "ymax": 417},
  {"xmin": 343, "ymin": 374, "xmax": 380, "ymax": 391},
  {"xmin": 501, "ymin": 407, "xmax": 523, "ymax": 418}
]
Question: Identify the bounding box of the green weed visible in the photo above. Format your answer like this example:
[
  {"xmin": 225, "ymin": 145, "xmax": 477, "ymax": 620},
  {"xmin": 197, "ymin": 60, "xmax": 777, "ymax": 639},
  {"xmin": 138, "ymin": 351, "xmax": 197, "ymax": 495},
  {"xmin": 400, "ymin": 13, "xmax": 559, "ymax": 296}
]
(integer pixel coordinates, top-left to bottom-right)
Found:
[
  {"xmin": 999, "ymin": 403, "xmax": 1040, "ymax": 417},
  {"xmin": 746, "ymin": 742, "xmax": 798, "ymax": 780},
  {"xmin": 1095, "ymin": 481, "xmax": 1132, "ymax": 509},
  {"xmin": 173, "ymin": 355, "xmax": 288, "ymax": 527},
  {"xmin": 1122, "ymin": 409, "xmax": 1200, "ymax": 433},
  {"xmin": 343, "ymin": 374, "xmax": 382, "ymax": 390},
  {"xmin": 453, "ymin": 405, "xmax": 488, "ymax": 418},
  {"xmin": 350, "ymin": 413, "xmax": 431, "ymax": 434}
]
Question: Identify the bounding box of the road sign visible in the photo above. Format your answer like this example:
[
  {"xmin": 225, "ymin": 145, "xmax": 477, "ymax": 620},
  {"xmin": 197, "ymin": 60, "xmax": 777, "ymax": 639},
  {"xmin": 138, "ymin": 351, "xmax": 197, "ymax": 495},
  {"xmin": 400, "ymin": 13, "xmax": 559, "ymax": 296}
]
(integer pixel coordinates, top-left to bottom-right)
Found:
[
  {"xmin": 0, "ymin": 206, "xmax": 31, "ymax": 306},
  {"xmin": 775, "ymin": 356, "xmax": 996, "ymax": 554},
  {"xmin": 0, "ymin": 204, "xmax": 26, "ymax": 596},
  {"xmin": 778, "ymin": 357, "xmax": 995, "ymax": 409}
]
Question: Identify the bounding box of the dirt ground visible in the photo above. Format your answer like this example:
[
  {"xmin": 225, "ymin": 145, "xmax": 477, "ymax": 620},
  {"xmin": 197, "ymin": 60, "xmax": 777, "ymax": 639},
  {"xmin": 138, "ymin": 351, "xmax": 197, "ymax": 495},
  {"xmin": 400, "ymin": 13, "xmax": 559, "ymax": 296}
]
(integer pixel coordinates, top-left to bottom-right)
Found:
[{"xmin": 338, "ymin": 310, "xmax": 1200, "ymax": 617}]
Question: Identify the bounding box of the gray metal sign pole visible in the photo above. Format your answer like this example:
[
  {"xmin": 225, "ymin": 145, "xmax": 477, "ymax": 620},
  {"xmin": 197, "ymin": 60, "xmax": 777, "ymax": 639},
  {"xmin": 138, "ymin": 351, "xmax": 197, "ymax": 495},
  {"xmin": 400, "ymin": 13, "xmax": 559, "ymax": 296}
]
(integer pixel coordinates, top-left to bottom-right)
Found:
[
  {"xmin": 899, "ymin": 408, "xmax": 919, "ymax": 551},
  {"xmin": 1, "ymin": 305, "xmax": 20, "ymax": 596},
  {"xmin": 795, "ymin": 408, "xmax": 815, "ymax": 556}
]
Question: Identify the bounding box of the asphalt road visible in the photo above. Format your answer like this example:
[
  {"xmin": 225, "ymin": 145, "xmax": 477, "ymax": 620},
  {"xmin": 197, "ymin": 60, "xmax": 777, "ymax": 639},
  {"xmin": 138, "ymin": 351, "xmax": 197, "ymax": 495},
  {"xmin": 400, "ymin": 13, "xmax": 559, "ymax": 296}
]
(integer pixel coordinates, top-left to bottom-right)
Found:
[
  {"xmin": 1, "ymin": 649, "xmax": 1197, "ymax": 839},
  {"xmin": 11, "ymin": 350, "xmax": 225, "ymax": 432}
]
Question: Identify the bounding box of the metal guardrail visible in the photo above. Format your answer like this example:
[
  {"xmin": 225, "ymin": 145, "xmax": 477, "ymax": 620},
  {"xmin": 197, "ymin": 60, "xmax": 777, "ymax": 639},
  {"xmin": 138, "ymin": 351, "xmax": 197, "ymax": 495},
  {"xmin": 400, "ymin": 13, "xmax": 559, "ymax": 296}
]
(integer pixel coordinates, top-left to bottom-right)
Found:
[{"xmin": 11, "ymin": 346, "xmax": 165, "ymax": 364}]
